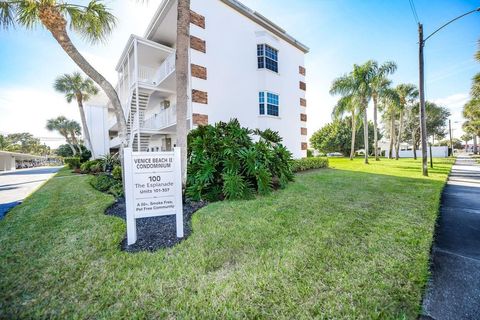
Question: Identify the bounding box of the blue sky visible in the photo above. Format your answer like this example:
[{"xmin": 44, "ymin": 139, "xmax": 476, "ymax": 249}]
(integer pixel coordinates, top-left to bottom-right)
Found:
[{"xmin": 0, "ymin": 0, "xmax": 479, "ymax": 146}]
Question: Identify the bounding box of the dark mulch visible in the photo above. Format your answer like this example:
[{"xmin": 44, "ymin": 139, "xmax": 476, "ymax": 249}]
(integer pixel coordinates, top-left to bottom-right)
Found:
[{"xmin": 105, "ymin": 197, "xmax": 207, "ymax": 253}]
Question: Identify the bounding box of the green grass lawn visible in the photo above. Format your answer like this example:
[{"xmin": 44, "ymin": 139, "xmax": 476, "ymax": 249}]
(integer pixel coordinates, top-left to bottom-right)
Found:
[{"xmin": 0, "ymin": 158, "xmax": 454, "ymax": 319}]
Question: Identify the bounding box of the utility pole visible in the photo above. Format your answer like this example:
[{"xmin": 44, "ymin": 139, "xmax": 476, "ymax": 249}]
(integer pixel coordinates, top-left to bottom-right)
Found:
[
  {"xmin": 416, "ymin": 7, "xmax": 479, "ymax": 175},
  {"xmin": 449, "ymin": 119, "xmax": 453, "ymax": 156},
  {"xmin": 418, "ymin": 23, "xmax": 428, "ymax": 176}
]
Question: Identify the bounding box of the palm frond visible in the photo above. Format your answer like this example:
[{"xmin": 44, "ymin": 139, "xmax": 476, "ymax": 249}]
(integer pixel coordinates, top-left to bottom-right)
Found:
[
  {"xmin": 62, "ymin": 0, "xmax": 116, "ymax": 44},
  {"xmin": 0, "ymin": 1, "xmax": 16, "ymax": 29}
]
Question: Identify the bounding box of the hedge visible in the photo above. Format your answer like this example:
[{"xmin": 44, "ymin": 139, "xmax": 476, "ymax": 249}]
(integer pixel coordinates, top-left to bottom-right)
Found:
[{"xmin": 291, "ymin": 157, "xmax": 329, "ymax": 172}]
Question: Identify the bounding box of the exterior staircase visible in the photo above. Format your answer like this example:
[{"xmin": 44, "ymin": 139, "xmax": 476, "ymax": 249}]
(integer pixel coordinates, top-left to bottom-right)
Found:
[{"xmin": 127, "ymin": 90, "xmax": 151, "ymax": 151}]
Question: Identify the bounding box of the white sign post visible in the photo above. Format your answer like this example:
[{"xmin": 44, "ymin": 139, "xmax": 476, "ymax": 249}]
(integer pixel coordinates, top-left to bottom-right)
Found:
[{"xmin": 123, "ymin": 147, "xmax": 184, "ymax": 245}]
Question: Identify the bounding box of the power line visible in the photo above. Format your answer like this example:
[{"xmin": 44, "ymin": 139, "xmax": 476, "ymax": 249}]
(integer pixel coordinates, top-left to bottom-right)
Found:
[{"xmin": 408, "ymin": 0, "xmax": 420, "ymax": 24}]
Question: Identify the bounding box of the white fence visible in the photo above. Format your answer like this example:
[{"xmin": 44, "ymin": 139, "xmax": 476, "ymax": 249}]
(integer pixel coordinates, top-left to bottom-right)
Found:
[{"xmin": 384, "ymin": 146, "xmax": 449, "ymax": 158}]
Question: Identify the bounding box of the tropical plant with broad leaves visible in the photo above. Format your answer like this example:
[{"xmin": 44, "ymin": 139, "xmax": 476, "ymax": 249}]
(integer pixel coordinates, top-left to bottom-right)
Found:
[
  {"xmin": 0, "ymin": 0, "xmax": 128, "ymax": 148},
  {"xmin": 54, "ymin": 72, "xmax": 99, "ymax": 157},
  {"xmin": 186, "ymin": 119, "xmax": 293, "ymax": 201}
]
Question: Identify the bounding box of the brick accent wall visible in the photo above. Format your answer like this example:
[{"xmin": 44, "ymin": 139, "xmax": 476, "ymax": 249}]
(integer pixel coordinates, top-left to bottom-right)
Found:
[
  {"xmin": 191, "ymin": 64, "xmax": 207, "ymax": 80},
  {"xmin": 192, "ymin": 89, "xmax": 208, "ymax": 104},
  {"xmin": 299, "ymin": 81, "xmax": 306, "ymax": 91},
  {"xmin": 192, "ymin": 113, "xmax": 208, "ymax": 126},
  {"xmin": 301, "ymin": 127, "xmax": 307, "ymax": 136},
  {"xmin": 300, "ymin": 113, "xmax": 307, "ymax": 122},
  {"xmin": 190, "ymin": 10, "xmax": 205, "ymax": 29},
  {"xmin": 299, "ymin": 66, "xmax": 306, "ymax": 76},
  {"xmin": 301, "ymin": 142, "xmax": 308, "ymax": 150},
  {"xmin": 190, "ymin": 36, "xmax": 206, "ymax": 53},
  {"xmin": 300, "ymin": 98, "xmax": 307, "ymax": 107}
]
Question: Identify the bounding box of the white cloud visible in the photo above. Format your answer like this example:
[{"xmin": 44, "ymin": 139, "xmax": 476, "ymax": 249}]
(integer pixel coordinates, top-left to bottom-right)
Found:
[
  {"xmin": 433, "ymin": 92, "xmax": 469, "ymax": 138},
  {"xmin": 0, "ymin": 87, "xmax": 80, "ymax": 148}
]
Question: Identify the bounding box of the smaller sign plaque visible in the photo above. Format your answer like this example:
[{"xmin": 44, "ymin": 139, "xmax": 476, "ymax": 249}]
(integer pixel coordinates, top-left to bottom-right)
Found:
[{"xmin": 123, "ymin": 147, "xmax": 184, "ymax": 245}]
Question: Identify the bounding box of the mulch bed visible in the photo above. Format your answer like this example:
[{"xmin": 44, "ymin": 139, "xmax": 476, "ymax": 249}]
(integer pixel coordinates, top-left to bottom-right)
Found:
[{"xmin": 105, "ymin": 198, "xmax": 207, "ymax": 253}]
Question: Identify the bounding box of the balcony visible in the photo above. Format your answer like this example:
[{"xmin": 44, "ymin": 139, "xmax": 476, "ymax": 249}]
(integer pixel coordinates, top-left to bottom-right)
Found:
[
  {"xmin": 138, "ymin": 53, "xmax": 175, "ymax": 87},
  {"xmin": 143, "ymin": 105, "xmax": 177, "ymax": 131}
]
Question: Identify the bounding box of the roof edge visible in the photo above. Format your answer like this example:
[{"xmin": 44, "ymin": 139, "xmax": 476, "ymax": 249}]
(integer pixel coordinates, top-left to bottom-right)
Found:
[{"xmin": 220, "ymin": 0, "xmax": 309, "ymax": 53}]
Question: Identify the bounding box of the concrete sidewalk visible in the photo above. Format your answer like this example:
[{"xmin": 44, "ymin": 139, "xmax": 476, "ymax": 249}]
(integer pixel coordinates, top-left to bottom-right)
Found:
[
  {"xmin": 0, "ymin": 166, "xmax": 62, "ymax": 219},
  {"xmin": 422, "ymin": 155, "xmax": 480, "ymax": 319}
]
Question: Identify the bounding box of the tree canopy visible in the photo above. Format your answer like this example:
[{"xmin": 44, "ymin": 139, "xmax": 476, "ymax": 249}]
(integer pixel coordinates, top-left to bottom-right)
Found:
[
  {"xmin": 0, "ymin": 133, "xmax": 50, "ymax": 155},
  {"xmin": 310, "ymin": 117, "xmax": 377, "ymax": 155}
]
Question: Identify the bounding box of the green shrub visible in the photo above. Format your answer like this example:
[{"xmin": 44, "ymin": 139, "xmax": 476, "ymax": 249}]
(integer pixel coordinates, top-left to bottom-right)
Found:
[
  {"xmin": 100, "ymin": 153, "xmax": 120, "ymax": 172},
  {"xmin": 291, "ymin": 157, "xmax": 329, "ymax": 172},
  {"xmin": 307, "ymin": 149, "xmax": 313, "ymax": 158},
  {"xmin": 112, "ymin": 165, "xmax": 122, "ymax": 181},
  {"xmin": 80, "ymin": 159, "xmax": 101, "ymax": 174},
  {"xmin": 108, "ymin": 182, "xmax": 124, "ymax": 198},
  {"xmin": 89, "ymin": 174, "xmax": 117, "ymax": 193},
  {"xmin": 186, "ymin": 119, "xmax": 294, "ymax": 201},
  {"xmin": 64, "ymin": 157, "xmax": 81, "ymax": 170}
]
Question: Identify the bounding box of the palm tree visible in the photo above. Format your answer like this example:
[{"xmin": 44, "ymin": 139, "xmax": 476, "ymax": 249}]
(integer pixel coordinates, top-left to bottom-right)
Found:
[
  {"xmin": 381, "ymin": 89, "xmax": 400, "ymax": 159},
  {"xmin": 65, "ymin": 119, "xmax": 83, "ymax": 155},
  {"xmin": 54, "ymin": 72, "xmax": 98, "ymax": 157},
  {"xmin": 46, "ymin": 116, "xmax": 76, "ymax": 155},
  {"xmin": 1, "ymin": 0, "xmax": 128, "ymax": 147},
  {"xmin": 394, "ymin": 84, "xmax": 418, "ymax": 160},
  {"xmin": 176, "ymin": 0, "xmax": 190, "ymax": 187},
  {"xmin": 332, "ymin": 95, "xmax": 359, "ymax": 160},
  {"xmin": 370, "ymin": 61, "xmax": 397, "ymax": 161},
  {"xmin": 330, "ymin": 61, "xmax": 374, "ymax": 164}
]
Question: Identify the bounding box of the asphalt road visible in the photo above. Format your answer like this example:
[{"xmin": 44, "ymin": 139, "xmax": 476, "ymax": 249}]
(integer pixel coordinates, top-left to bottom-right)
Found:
[
  {"xmin": 0, "ymin": 166, "xmax": 62, "ymax": 219},
  {"xmin": 422, "ymin": 155, "xmax": 480, "ymax": 319}
]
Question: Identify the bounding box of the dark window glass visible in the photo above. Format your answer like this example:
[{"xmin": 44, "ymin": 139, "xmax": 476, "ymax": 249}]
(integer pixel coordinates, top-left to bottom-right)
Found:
[{"xmin": 257, "ymin": 44, "xmax": 278, "ymax": 73}]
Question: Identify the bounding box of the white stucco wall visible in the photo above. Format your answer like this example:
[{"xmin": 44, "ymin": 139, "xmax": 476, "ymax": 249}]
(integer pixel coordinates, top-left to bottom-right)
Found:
[
  {"xmin": 190, "ymin": 0, "xmax": 307, "ymax": 158},
  {"xmin": 84, "ymin": 103, "xmax": 110, "ymax": 158}
]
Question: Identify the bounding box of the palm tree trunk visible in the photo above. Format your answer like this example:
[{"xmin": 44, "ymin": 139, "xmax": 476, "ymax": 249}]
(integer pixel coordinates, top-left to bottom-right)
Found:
[
  {"xmin": 77, "ymin": 95, "xmax": 94, "ymax": 158},
  {"xmin": 70, "ymin": 132, "xmax": 82, "ymax": 154},
  {"xmin": 395, "ymin": 111, "xmax": 404, "ymax": 160},
  {"xmin": 474, "ymin": 135, "xmax": 478, "ymax": 154},
  {"xmin": 389, "ymin": 113, "xmax": 395, "ymax": 159},
  {"xmin": 373, "ymin": 96, "xmax": 379, "ymax": 161},
  {"xmin": 350, "ymin": 110, "xmax": 356, "ymax": 160},
  {"xmin": 412, "ymin": 131, "xmax": 417, "ymax": 160},
  {"xmin": 176, "ymin": 0, "xmax": 190, "ymax": 188},
  {"xmin": 38, "ymin": 9, "xmax": 128, "ymax": 148},
  {"xmin": 363, "ymin": 105, "xmax": 369, "ymax": 164}
]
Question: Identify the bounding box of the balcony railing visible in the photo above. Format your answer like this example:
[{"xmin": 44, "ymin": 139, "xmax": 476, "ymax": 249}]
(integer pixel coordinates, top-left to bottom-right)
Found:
[
  {"xmin": 143, "ymin": 105, "xmax": 177, "ymax": 130},
  {"xmin": 152, "ymin": 53, "xmax": 175, "ymax": 86}
]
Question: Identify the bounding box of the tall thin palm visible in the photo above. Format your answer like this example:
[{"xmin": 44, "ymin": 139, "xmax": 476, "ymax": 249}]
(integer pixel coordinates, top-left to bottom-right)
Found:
[
  {"xmin": 66, "ymin": 119, "xmax": 83, "ymax": 154},
  {"xmin": 46, "ymin": 116, "xmax": 76, "ymax": 155},
  {"xmin": 330, "ymin": 61, "xmax": 374, "ymax": 164},
  {"xmin": 380, "ymin": 88, "xmax": 400, "ymax": 159},
  {"xmin": 1, "ymin": 0, "xmax": 128, "ymax": 147},
  {"xmin": 332, "ymin": 95, "xmax": 359, "ymax": 160},
  {"xmin": 54, "ymin": 72, "xmax": 98, "ymax": 157},
  {"xmin": 370, "ymin": 61, "xmax": 397, "ymax": 160},
  {"xmin": 394, "ymin": 84, "xmax": 418, "ymax": 160},
  {"xmin": 176, "ymin": 0, "xmax": 190, "ymax": 187}
]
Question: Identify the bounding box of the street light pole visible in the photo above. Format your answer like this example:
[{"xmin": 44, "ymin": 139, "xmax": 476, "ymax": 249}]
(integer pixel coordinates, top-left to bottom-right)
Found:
[
  {"xmin": 418, "ymin": 23, "xmax": 428, "ymax": 176},
  {"xmin": 449, "ymin": 119, "xmax": 453, "ymax": 156},
  {"xmin": 417, "ymin": 7, "xmax": 479, "ymax": 176}
]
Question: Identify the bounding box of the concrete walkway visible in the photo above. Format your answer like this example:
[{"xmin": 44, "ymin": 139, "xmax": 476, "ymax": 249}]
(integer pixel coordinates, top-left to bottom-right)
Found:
[
  {"xmin": 422, "ymin": 155, "xmax": 480, "ymax": 319},
  {"xmin": 0, "ymin": 166, "xmax": 62, "ymax": 219}
]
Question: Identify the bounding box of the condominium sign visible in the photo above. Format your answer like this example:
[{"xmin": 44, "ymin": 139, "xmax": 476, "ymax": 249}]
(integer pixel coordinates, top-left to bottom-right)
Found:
[{"xmin": 123, "ymin": 147, "xmax": 184, "ymax": 245}]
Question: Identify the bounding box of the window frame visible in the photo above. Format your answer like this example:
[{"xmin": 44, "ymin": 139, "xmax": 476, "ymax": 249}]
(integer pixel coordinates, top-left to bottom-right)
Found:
[
  {"xmin": 258, "ymin": 91, "xmax": 280, "ymax": 117},
  {"xmin": 257, "ymin": 44, "xmax": 279, "ymax": 73}
]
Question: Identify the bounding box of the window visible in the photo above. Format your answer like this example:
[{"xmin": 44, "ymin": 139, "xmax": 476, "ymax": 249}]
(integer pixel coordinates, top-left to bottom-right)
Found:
[
  {"xmin": 259, "ymin": 92, "xmax": 279, "ymax": 116},
  {"xmin": 257, "ymin": 44, "xmax": 278, "ymax": 73}
]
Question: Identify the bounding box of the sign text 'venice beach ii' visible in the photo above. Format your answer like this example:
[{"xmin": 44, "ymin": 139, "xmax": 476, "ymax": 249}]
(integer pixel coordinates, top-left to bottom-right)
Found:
[{"xmin": 123, "ymin": 148, "xmax": 184, "ymax": 245}]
